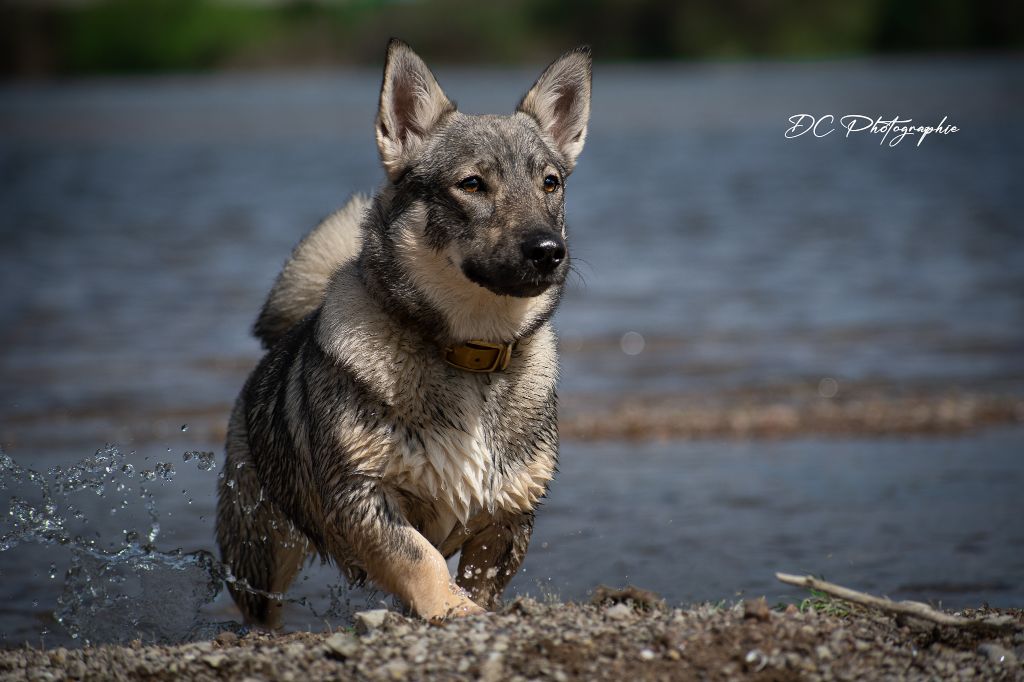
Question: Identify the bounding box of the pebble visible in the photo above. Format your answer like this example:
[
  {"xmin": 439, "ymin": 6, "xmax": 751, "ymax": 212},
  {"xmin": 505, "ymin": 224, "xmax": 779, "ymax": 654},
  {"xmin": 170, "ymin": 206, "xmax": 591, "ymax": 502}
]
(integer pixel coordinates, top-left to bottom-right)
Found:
[
  {"xmin": 605, "ymin": 603, "xmax": 633, "ymax": 621},
  {"xmin": 977, "ymin": 642, "xmax": 1017, "ymax": 666},
  {"xmin": 325, "ymin": 632, "xmax": 360, "ymax": 659},
  {"xmin": 379, "ymin": 660, "xmax": 409, "ymax": 680},
  {"xmin": 742, "ymin": 598, "xmax": 771, "ymax": 622},
  {"xmin": 201, "ymin": 653, "xmax": 227, "ymax": 668},
  {"xmin": 215, "ymin": 631, "xmax": 239, "ymax": 646},
  {"xmin": 355, "ymin": 609, "xmax": 390, "ymax": 634},
  {"xmin": 480, "ymin": 652, "xmax": 504, "ymax": 682}
]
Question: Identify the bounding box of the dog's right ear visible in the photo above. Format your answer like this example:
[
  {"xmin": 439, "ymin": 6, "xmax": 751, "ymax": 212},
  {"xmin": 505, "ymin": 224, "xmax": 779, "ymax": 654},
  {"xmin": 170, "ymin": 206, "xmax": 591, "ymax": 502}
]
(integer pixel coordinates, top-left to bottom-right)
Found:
[{"xmin": 376, "ymin": 39, "xmax": 455, "ymax": 182}]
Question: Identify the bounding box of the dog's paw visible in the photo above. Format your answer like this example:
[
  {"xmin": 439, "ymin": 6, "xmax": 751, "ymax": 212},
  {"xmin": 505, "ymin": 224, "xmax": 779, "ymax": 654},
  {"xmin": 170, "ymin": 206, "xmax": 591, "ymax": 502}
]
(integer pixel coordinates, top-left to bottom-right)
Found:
[
  {"xmin": 448, "ymin": 597, "xmax": 486, "ymax": 618},
  {"xmin": 425, "ymin": 594, "xmax": 485, "ymax": 624}
]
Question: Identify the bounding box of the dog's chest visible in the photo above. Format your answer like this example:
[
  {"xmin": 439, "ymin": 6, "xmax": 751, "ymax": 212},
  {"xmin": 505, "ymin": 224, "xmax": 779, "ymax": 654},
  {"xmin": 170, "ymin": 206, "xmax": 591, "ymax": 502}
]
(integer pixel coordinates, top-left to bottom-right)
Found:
[
  {"xmin": 379, "ymin": 375, "xmax": 532, "ymax": 528},
  {"xmin": 383, "ymin": 392, "xmax": 493, "ymax": 524}
]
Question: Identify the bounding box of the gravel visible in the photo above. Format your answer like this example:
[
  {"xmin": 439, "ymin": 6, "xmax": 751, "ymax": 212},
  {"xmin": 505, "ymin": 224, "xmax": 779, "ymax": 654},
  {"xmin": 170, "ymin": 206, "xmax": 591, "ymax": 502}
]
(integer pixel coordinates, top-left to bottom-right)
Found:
[{"xmin": 2, "ymin": 598, "xmax": 1022, "ymax": 681}]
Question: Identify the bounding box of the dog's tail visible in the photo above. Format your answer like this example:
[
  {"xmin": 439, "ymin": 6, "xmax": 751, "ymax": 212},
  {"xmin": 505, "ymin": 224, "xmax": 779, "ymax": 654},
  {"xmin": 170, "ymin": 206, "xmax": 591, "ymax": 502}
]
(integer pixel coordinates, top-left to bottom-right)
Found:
[{"xmin": 253, "ymin": 194, "xmax": 371, "ymax": 349}]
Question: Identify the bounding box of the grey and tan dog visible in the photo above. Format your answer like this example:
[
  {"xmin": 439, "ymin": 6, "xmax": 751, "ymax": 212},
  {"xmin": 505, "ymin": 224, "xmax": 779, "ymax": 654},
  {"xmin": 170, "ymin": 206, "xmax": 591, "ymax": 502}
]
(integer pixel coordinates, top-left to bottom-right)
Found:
[{"xmin": 216, "ymin": 39, "xmax": 591, "ymax": 626}]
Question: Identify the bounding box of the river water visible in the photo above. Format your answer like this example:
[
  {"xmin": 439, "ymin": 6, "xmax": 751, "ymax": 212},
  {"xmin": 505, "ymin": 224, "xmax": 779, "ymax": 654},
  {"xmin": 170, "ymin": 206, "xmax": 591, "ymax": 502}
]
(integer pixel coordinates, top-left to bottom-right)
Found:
[{"xmin": 1, "ymin": 56, "xmax": 1022, "ymax": 646}]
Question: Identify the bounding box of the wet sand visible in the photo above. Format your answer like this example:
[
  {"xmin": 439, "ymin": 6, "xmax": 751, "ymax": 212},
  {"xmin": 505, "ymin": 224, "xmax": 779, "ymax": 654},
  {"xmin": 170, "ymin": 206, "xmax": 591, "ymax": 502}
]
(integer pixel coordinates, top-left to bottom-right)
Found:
[
  {"xmin": 2, "ymin": 597, "xmax": 1021, "ymax": 681},
  {"xmin": 4, "ymin": 385, "xmax": 1021, "ymax": 451},
  {"xmin": 560, "ymin": 388, "xmax": 1024, "ymax": 441}
]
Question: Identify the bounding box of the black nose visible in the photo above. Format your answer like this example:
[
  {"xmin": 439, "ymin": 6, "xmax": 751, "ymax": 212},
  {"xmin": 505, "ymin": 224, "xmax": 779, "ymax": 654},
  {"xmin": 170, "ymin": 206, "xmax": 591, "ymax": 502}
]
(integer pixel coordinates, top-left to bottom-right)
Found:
[{"xmin": 521, "ymin": 233, "xmax": 566, "ymax": 275}]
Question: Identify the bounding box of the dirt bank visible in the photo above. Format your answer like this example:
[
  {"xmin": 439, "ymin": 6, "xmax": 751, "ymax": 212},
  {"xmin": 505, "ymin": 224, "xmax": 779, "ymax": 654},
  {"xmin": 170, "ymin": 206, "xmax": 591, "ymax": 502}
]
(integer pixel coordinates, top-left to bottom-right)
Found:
[{"xmin": 3, "ymin": 598, "xmax": 1021, "ymax": 681}]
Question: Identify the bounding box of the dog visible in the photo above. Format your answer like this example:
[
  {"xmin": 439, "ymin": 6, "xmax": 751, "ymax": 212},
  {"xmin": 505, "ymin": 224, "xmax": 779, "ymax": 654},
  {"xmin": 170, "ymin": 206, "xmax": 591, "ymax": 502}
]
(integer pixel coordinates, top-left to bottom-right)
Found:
[{"xmin": 216, "ymin": 38, "xmax": 591, "ymax": 626}]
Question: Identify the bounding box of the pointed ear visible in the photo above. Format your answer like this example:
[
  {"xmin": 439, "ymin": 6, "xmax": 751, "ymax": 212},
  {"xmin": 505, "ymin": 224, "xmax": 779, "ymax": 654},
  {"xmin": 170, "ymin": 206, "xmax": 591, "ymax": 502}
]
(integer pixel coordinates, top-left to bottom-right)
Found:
[
  {"xmin": 376, "ymin": 39, "xmax": 455, "ymax": 181},
  {"xmin": 517, "ymin": 46, "xmax": 592, "ymax": 171}
]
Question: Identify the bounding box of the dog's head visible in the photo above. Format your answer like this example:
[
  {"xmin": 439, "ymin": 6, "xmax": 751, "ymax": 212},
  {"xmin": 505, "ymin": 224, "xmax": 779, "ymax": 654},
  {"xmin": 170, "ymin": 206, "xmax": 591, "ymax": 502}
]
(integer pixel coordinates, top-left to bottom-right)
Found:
[{"xmin": 368, "ymin": 39, "xmax": 591, "ymax": 342}]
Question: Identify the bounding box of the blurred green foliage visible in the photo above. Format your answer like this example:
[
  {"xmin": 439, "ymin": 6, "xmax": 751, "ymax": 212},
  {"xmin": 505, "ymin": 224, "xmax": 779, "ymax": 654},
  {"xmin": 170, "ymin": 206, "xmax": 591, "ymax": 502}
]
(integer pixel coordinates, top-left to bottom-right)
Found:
[{"xmin": 2, "ymin": 0, "xmax": 1021, "ymax": 76}]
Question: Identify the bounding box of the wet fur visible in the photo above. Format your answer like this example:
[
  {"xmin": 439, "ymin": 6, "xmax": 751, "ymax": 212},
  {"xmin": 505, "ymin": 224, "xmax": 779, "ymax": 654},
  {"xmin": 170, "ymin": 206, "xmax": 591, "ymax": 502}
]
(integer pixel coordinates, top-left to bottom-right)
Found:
[{"xmin": 216, "ymin": 39, "xmax": 591, "ymax": 625}]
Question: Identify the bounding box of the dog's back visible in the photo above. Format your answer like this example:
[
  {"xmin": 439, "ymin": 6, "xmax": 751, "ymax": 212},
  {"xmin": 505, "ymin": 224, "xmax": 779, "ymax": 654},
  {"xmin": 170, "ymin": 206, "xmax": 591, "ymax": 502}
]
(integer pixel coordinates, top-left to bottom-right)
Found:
[{"xmin": 252, "ymin": 194, "xmax": 371, "ymax": 349}]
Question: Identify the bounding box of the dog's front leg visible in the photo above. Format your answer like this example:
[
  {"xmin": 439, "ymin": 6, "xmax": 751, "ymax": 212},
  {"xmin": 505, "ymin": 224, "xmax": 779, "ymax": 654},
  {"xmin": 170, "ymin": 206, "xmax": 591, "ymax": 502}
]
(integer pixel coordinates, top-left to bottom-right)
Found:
[
  {"xmin": 456, "ymin": 512, "xmax": 534, "ymax": 609},
  {"xmin": 326, "ymin": 477, "xmax": 484, "ymax": 621}
]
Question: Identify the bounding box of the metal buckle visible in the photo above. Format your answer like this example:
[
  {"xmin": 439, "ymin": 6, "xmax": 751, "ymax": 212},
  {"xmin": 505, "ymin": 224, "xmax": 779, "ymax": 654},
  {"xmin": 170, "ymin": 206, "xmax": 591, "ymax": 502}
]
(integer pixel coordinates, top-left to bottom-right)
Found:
[{"xmin": 444, "ymin": 340, "xmax": 514, "ymax": 373}]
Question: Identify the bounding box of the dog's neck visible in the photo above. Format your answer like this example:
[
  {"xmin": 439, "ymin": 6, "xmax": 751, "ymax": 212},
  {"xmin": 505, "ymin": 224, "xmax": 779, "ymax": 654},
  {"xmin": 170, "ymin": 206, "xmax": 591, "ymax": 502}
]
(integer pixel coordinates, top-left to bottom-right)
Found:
[{"xmin": 317, "ymin": 265, "xmax": 557, "ymax": 387}]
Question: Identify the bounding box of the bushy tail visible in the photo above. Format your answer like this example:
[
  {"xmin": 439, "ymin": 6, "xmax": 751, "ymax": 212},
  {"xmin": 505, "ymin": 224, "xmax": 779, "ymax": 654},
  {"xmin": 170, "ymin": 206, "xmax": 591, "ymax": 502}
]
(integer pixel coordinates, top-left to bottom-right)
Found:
[{"xmin": 253, "ymin": 194, "xmax": 371, "ymax": 349}]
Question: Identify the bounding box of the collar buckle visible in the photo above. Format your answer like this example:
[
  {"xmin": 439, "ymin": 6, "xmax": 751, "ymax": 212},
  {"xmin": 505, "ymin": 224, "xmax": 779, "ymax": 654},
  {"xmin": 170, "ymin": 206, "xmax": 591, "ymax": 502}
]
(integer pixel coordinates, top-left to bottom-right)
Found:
[{"xmin": 444, "ymin": 340, "xmax": 514, "ymax": 373}]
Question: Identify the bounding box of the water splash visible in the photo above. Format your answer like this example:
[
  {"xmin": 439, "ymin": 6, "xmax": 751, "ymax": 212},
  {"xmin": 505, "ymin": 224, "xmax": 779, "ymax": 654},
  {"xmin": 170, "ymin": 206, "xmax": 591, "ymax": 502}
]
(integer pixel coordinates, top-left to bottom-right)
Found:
[
  {"xmin": 1, "ymin": 445, "xmax": 373, "ymax": 646},
  {"xmin": 56, "ymin": 545, "xmax": 223, "ymax": 644},
  {"xmin": 1, "ymin": 445, "xmax": 227, "ymax": 645}
]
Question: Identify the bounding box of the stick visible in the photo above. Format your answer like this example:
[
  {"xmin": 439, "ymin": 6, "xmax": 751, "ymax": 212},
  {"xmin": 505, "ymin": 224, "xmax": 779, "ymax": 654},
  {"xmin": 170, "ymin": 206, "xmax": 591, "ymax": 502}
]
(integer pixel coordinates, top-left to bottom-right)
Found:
[{"xmin": 776, "ymin": 572, "xmax": 1018, "ymax": 632}]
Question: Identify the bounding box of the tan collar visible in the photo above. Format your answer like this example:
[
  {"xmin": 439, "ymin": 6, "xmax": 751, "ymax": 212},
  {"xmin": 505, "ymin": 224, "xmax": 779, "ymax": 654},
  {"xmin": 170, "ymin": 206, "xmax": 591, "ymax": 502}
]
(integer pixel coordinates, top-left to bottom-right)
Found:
[{"xmin": 444, "ymin": 340, "xmax": 514, "ymax": 373}]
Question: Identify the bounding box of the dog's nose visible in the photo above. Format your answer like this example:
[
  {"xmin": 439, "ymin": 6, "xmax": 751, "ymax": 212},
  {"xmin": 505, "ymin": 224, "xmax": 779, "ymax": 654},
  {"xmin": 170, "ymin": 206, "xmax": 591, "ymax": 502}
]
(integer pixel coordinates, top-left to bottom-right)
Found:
[{"xmin": 521, "ymin": 233, "xmax": 566, "ymax": 274}]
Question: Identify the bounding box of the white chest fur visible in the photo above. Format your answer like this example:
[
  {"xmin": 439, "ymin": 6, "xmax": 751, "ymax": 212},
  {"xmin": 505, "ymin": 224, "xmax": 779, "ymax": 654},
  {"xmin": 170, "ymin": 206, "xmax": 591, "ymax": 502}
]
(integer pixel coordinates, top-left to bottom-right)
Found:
[{"xmin": 383, "ymin": 404, "xmax": 496, "ymax": 526}]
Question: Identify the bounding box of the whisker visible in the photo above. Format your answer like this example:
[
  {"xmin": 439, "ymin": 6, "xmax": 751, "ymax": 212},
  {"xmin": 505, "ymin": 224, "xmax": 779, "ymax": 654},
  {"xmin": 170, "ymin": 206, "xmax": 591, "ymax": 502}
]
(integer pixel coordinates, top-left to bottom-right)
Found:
[{"xmin": 567, "ymin": 263, "xmax": 588, "ymax": 288}]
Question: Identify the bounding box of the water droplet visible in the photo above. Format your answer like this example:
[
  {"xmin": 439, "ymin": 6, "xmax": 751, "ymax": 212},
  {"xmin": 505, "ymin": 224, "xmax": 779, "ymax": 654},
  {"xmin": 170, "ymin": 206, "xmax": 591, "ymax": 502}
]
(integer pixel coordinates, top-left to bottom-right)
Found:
[
  {"xmin": 155, "ymin": 462, "xmax": 175, "ymax": 482},
  {"xmin": 195, "ymin": 452, "xmax": 216, "ymax": 471},
  {"xmin": 620, "ymin": 331, "xmax": 645, "ymax": 355},
  {"xmin": 180, "ymin": 424, "xmax": 189, "ymax": 432},
  {"xmin": 818, "ymin": 376, "xmax": 839, "ymax": 398},
  {"xmin": 139, "ymin": 470, "xmax": 156, "ymax": 482},
  {"xmin": 48, "ymin": 563, "xmax": 57, "ymax": 580}
]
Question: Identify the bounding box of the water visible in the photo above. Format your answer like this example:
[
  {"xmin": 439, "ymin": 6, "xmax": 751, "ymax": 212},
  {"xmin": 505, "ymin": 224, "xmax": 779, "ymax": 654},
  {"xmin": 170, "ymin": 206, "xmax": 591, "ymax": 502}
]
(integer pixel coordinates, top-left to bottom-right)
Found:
[{"xmin": 1, "ymin": 56, "xmax": 1022, "ymax": 646}]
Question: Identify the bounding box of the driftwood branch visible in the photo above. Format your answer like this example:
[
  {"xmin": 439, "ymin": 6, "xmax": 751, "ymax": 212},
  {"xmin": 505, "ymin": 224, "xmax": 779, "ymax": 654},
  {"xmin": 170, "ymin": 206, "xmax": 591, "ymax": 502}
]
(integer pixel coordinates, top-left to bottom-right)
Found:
[{"xmin": 776, "ymin": 572, "xmax": 1018, "ymax": 632}]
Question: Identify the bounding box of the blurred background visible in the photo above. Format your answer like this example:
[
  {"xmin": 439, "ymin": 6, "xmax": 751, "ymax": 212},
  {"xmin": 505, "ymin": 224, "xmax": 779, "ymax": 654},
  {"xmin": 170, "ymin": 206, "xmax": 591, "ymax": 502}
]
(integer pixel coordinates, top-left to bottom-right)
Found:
[
  {"xmin": 1, "ymin": 0, "xmax": 1023, "ymax": 75},
  {"xmin": 1, "ymin": 0, "xmax": 1022, "ymax": 647},
  {"xmin": 0, "ymin": 0, "xmax": 1019, "ymax": 75}
]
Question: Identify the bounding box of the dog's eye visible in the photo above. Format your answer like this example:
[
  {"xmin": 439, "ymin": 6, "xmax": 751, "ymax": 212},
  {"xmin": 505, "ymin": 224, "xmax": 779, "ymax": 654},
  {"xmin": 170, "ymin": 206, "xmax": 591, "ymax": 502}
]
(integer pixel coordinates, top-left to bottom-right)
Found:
[
  {"xmin": 458, "ymin": 176, "xmax": 483, "ymax": 193},
  {"xmin": 543, "ymin": 175, "xmax": 560, "ymax": 193}
]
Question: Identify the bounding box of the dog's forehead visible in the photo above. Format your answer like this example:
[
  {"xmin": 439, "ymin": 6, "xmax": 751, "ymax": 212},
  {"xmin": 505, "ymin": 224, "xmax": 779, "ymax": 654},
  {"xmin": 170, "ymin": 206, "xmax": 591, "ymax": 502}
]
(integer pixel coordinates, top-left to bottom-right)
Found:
[{"xmin": 426, "ymin": 112, "xmax": 556, "ymax": 171}]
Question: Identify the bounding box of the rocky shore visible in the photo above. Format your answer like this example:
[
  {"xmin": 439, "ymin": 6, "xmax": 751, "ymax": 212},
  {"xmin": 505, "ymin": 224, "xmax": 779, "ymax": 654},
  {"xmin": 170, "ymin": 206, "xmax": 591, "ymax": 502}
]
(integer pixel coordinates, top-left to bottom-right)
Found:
[{"xmin": 3, "ymin": 596, "xmax": 1021, "ymax": 681}]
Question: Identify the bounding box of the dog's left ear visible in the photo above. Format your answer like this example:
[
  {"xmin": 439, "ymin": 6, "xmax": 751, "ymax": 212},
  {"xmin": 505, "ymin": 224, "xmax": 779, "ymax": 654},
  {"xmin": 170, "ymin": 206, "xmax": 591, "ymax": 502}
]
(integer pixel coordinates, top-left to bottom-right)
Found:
[
  {"xmin": 376, "ymin": 39, "xmax": 456, "ymax": 181},
  {"xmin": 517, "ymin": 46, "xmax": 592, "ymax": 171}
]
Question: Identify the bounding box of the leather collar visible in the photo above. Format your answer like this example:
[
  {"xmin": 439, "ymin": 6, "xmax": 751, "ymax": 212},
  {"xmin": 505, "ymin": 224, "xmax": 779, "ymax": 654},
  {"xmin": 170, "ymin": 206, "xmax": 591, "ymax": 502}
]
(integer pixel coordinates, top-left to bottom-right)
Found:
[{"xmin": 444, "ymin": 340, "xmax": 514, "ymax": 373}]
